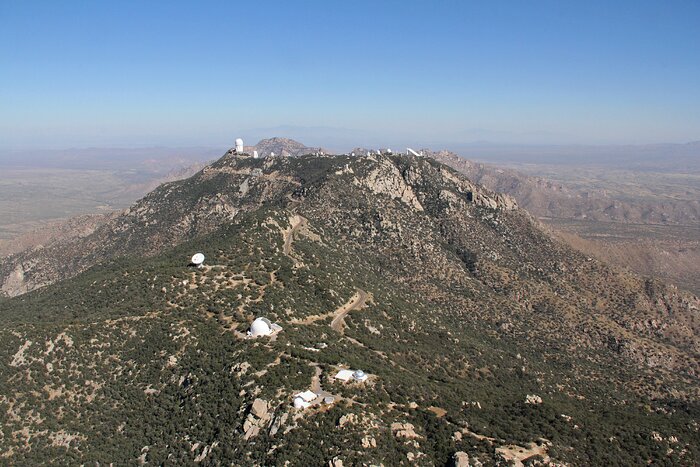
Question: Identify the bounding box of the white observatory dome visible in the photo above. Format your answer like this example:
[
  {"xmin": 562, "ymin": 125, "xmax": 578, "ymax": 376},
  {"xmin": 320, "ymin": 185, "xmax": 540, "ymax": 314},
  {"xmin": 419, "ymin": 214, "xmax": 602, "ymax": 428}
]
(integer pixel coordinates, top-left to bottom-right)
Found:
[
  {"xmin": 293, "ymin": 396, "xmax": 306, "ymax": 409},
  {"xmin": 235, "ymin": 138, "xmax": 244, "ymax": 153},
  {"xmin": 352, "ymin": 370, "xmax": 368, "ymax": 381},
  {"xmin": 250, "ymin": 317, "xmax": 273, "ymax": 337},
  {"xmin": 191, "ymin": 253, "xmax": 205, "ymax": 266}
]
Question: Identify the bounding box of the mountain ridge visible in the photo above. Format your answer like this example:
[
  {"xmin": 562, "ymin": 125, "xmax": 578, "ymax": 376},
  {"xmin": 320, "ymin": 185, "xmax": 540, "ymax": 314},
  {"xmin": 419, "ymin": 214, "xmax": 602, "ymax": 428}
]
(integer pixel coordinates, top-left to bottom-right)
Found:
[{"xmin": 1, "ymin": 148, "xmax": 698, "ymax": 465}]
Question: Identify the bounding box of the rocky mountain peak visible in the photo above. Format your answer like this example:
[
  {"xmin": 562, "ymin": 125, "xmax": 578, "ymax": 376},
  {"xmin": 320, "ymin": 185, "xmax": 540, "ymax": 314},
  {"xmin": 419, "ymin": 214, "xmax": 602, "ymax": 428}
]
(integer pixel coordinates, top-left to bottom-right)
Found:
[{"xmin": 241, "ymin": 137, "xmax": 330, "ymax": 157}]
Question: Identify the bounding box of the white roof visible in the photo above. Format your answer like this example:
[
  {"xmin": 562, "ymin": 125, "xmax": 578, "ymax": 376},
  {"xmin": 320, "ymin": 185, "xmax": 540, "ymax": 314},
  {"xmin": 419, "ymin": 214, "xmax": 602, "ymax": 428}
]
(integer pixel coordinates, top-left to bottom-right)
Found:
[
  {"xmin": 295, "ymin": 390, "xmax": 317, "ymax": 402},
  {"xmin": 353, "ymin": 370, "xmax": 368, "ymax": 382},
  {"xmin": 191, "ymin": 253, "xmax": 205, "ymax": 265},
  {"xmin": 250, "ymin": 317, "xmax": 272, "ymax": 337},
  {"xmin": 293, "ymin": 397, "xmax": 311, "ymax": 409},
  {"xmin": 334, "ymin": 369, "xmax": 354, "ymax": 382}
]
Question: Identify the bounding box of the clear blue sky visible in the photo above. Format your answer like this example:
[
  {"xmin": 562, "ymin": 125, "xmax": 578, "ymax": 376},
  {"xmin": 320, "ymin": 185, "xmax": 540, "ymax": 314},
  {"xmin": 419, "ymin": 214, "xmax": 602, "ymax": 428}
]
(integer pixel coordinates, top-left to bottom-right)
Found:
[{"xmin": 1, "ymin": 0, "xmax": 699, "ymax": 149}]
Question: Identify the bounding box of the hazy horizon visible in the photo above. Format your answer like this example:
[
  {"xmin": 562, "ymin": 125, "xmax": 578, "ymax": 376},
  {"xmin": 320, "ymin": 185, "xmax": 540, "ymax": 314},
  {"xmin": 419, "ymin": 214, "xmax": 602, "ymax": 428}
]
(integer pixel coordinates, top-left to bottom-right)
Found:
[{"xmin": 2, "ymin": 1, "xmax": 699, "ymax": 151}]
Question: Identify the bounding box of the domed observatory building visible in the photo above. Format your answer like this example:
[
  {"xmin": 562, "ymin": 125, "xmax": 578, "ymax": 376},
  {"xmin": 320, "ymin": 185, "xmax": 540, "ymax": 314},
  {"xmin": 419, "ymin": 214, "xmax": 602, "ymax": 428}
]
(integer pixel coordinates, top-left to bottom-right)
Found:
[
  {"xmin": 334, "ymin": 368, "xmax": 370, "ymax": 383},
  {"xmin": 190, "ymin": 253, "xmax": 205, "ymax": 268},
  {"xmin": 248, "ymin": 317, "xmax": 282, "ymax": 338},
  {"xmin": 352, "ymin": 370, "xmax": 368, "ymax": 382}
]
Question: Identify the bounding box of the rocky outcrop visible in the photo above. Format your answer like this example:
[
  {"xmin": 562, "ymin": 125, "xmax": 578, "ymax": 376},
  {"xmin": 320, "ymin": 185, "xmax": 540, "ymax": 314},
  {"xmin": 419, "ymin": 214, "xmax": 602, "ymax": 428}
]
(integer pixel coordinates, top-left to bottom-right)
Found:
[
  {"xmin": 242, "ymin": 398, "xmax": 272, "ymax": 440},
  {"xmin": 391, "ymin": 422, "xmax": 420, "ymax": 439},
  {"xmin": 269, "ymin": 412, "xmax": 288, "ymax": 437},
  {"xmin": 337, "ymin": 413, "xmax": 357, "ymax": 428},
  {"xmin": 525, "ymin": 394, "xmax": 543, "ymax": 405},
  {"xmin": 250, "ymin": 398, "xmax": 268, "ymax": 418},
  {"xmin": 356, "ymin": 158, "xmax": 424, "ymax": 212}
]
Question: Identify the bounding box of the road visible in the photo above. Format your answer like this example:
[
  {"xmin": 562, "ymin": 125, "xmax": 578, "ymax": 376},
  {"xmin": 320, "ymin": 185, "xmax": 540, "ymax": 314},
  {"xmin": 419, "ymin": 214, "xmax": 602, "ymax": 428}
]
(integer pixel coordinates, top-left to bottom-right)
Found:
[
  {"xmin": 330, "ymin": 288, "xmax": 369, "ymax": 334},
  {"xmin": 283, "ymin": 215, "xmax": 306, "ymax": 257}
]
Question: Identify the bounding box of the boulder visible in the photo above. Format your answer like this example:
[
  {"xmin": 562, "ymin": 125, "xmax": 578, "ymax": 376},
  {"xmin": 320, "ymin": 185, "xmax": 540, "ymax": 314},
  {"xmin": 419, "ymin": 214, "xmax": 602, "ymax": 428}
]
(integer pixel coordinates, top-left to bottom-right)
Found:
[{"xmin": 250, "ymin": 398, "xmax": 268, "ymax": 418}]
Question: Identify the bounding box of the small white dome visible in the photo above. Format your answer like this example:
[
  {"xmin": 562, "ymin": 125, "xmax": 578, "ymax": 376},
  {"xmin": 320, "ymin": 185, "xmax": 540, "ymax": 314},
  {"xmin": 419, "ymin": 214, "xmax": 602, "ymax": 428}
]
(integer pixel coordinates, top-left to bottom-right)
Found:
[
  {"xmin": 293, "ymin": 396, "xmax": 306, "ymax": 409},
  {"xmin": 250, "ymin": 317, "xmax": 273, "ymax": 337},
  {"xmin": 191, "ymin": 253, "xmax": 205, "ymax": 265}
]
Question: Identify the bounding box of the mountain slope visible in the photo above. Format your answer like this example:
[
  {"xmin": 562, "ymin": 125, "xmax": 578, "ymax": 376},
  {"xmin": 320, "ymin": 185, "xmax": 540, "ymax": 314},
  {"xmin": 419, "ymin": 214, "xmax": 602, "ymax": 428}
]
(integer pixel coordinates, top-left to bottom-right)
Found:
[
  {"xmin": 425, "ymin": 149, "xmax": 700, "ymax": 226},
  {"xmin": 1, "ymin": 152, "xmax": 698, "ymax": 465}
]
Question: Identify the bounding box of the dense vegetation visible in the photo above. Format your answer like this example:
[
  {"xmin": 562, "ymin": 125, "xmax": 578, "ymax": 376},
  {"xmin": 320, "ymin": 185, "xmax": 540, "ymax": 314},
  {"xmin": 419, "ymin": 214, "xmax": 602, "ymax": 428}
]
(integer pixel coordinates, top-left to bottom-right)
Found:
[{"xmin": 1, "ymin": 153, "xmax": 698, "ymax": 465}]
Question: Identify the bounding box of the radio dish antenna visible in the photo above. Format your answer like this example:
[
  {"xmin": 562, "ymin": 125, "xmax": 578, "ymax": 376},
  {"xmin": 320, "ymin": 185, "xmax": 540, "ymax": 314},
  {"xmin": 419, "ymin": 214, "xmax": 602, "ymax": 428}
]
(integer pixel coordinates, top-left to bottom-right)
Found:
[{"xmin": 191, "ymin": 253, "xmax": 205, "ymax": 267}]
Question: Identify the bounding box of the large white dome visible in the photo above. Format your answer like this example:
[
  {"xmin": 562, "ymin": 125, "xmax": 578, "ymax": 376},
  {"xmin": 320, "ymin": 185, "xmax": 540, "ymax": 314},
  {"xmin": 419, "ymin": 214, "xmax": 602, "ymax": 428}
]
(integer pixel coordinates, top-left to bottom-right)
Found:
[{"xmin": 250, "ymin": 317, "xmax": 272, "ymax": 337}]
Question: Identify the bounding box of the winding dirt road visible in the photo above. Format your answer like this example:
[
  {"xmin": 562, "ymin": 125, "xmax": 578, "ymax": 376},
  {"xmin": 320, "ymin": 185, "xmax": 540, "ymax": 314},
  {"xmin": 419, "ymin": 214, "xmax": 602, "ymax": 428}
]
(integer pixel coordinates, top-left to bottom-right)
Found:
[
  {"xmin": 283, "ymin": 215, "xmax": 305, "ymax": 255},
  {"xmin": 330, "ymin": 289, "xmax": 369, "ymax": 334}
]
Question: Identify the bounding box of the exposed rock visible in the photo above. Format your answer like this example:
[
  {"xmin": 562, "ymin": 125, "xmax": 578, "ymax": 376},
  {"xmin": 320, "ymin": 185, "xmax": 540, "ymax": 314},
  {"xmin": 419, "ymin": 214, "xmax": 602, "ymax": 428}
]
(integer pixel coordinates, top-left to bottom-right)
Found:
[
  {"xmin": 525, "ymin": 394, "xmax": 543, "ymax": 405},
  {"xmin": 193, "ymin": 445, "xmax": 209, "ymax": 463},
  {"xmin": 246, "ymin": 426, "xmax": 260, "ymax": 440},
  {"xmin": 356, "ymin": 158, "xmax": 424, "ymax": 212},
  {"xmin": 250, "ymin": 398, "xmax": 268, "ymax": 418},
  {"xmin": 248, "ymin": 137, "xmax": 329, "ymax": 158},
  {"xmin": 453, "ymin": 451, "xmax": 470, "ymax": 467},
  {"xmin": 338, "ymin": 413, "xmax": 357, "ymax": 427},
  {"xmin": 269, "ymin": 412, "xmax": 288, "ymax": 437},
  {"xmin": 239, "ymin": 178, "xmax": 250, "ymax": 195},
  {"xmin": 241, "ymin": 399, "xmax": 272, "ymax": 440},
  {"xmin": 391, "ymin": 422, "xmax": 420, "ymax": 439},
  {"xmin": 361, "ymin": 436, "xmax": 377, "ymax": 448},
  {"xmin": 243, "ymin": 415, "xmax": 262, "ymax": 440}
]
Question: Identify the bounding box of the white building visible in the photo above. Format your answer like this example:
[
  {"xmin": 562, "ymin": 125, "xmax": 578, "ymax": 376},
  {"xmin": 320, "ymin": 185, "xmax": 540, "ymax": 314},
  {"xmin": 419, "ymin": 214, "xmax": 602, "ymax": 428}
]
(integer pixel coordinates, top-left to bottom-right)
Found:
[
  {"xmin": 334, "ymin": 369, "xmax": 354, "ymax": 382},
  {"xmin": 293, "ymin": 397, "xmax": 311, "ymax": 409},
  {"xmin": 293, "ymin": 390, "xmax": 317, "ymax": 409},
  {"xmin": 190, "ymin": 253, "xmax": 205, "ymax": 267},
  {"xmin": 248, "ymin": 317, "xmax": 283, "ymax": 337},
  {"xmin": 352, "ymin": 370, "xmax": 368, "ymax": 382},
  {"xmin": 334, "ymin": 369, "xmax": 369, "ymax": 383}
]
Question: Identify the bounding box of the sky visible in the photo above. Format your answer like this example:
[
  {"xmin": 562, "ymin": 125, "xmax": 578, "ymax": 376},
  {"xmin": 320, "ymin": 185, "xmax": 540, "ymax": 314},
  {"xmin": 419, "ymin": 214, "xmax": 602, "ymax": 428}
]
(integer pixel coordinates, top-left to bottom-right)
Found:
[{"xmin": 1, "ymin": 0, "xmax": 699, "ymax": 150}]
